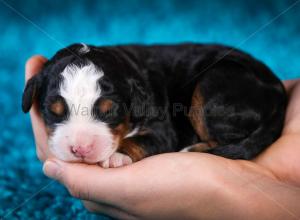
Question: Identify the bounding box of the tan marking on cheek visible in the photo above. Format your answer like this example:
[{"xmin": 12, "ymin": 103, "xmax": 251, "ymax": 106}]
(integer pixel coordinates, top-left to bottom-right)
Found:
[
  {"xmin": 111, "ymin": 116, "xmax": 130, "ymax": 146},
  {"xmin": 113, "ymin": 122, "xmax": 128, "ymax": 136},
  {"xmin": 118, "ymin": 138, "xmax": 145, "ymax": 162},
  {"xmin": 110, "ymin": 116, "xmax": 146, "ymax": 161},
  {"xmin": 50, "ymin": 100, "xmax": 65, "ymax": 116},
  {"xmin": 189, "ymin": 82, "xmax": 217, "ymax": 147},
  {"xmin": 99, "ymin": 99, "xmax": 113, "ymax": 113}
]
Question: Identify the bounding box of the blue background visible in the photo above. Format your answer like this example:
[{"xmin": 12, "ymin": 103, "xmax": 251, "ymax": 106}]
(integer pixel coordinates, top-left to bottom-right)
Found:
[{"xmin": 0, "ymin": 0, "xmax": 299, "ymax": 219}]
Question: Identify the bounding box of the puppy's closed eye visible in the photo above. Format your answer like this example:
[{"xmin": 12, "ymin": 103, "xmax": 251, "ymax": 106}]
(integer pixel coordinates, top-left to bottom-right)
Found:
[{"xmin": 99, "ymin": 80, "xmax": 114, "ymax": 94}]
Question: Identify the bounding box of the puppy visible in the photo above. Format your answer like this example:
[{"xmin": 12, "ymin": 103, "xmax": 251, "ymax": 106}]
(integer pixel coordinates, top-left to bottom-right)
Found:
[{"xmin": 22, "ymin": 43, "xmax": 287, "ymax": 168}]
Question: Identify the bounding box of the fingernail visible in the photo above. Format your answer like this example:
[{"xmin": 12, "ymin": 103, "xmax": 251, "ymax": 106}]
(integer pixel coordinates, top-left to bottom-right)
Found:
[{"xmin": 43, "ymin": 160, "xmax": 61, "ymax": 179}]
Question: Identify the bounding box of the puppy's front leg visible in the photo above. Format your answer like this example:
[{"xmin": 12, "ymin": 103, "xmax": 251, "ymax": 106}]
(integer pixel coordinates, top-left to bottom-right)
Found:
[
  {"xmin": 99, "ymin": 137, "xmax": 145, "ymax": 168},
  {"xmin": 100, "ymin": 118, "xmax": 177, "ymax": 168},
  {"xmin": 100, "ymin": 152, "xmax": 133, "ymax": 168},
  {"xmin": 118, "ymin": 137, "xmax": 147, "ymax": 162}
]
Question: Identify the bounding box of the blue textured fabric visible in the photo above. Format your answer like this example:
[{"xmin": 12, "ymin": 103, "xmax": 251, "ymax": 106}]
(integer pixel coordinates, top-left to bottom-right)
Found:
[{"xmin": 0, "ymin": 0, "xmax": 299, "ymax": 219}]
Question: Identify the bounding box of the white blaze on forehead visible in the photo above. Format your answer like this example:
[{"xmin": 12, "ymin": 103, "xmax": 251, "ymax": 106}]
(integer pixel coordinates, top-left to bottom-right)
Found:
[
  {"xmin": 48, "ymin": 62, "xmax": 117, "ymax": 163},
  {"xmin": 60, "ymin": 62, "xmax": 102, "ymax": 119}
]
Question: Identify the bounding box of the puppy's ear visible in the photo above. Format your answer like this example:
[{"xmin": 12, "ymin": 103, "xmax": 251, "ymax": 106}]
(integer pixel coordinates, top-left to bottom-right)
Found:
[
  {"xmin": 128, "ymin": 78, "xmax": 151, "ymax": 123},
  {"xmin": 22, "ymin": 74, "xmax": 43, "ymax": 113}
]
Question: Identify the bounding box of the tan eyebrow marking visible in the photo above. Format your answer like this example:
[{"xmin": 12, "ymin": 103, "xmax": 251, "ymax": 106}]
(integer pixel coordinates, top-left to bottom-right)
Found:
[
  {"xmin": 50, "ymin": 100, "xmax": 65, "ymax": 116},
  {"xmin": 99, "ymin": 99, "xmax": 113, "ymax": 113}
]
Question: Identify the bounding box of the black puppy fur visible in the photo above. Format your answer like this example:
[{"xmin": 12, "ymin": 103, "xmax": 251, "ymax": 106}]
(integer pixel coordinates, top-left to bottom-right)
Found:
[{"xmin": 22, "ymin": 43, "xmax": 287, "ymax": 160}]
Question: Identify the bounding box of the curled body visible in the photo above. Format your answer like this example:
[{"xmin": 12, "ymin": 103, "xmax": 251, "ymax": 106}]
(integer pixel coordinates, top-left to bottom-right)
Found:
[{"xmin": 22, "ymin": 43, "xmax": 287, "ymax": 167}]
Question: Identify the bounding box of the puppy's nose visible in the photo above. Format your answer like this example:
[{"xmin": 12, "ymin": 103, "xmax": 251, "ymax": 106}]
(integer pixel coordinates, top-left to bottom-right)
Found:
[{"xmin": 71, "ymin": 145, "xmax": 92, "ymax": 157}]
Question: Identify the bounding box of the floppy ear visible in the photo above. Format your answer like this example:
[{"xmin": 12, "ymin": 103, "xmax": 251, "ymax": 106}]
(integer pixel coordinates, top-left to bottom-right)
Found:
[
  {"xmin": 128, "ymin": 78, "xmax": 151, "ymax": 123},
  {"xmin": 22, "ymin": 74, "xmax": 43, "ymax": 113}
]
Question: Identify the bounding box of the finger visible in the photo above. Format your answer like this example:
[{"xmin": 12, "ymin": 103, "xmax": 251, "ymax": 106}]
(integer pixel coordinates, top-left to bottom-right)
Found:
[
  {"xmin": 282, "ymin": 81, "xmax": 300, "ymax": 135},
  {"xmin": 282, "ymin": 79, "xmax": 300, "ymax": 95},
  {"xmin": 25, "ymin": 55, "xmax": 47, "ymax": 82},
  {"xmin": 25, "ymin": 55, "xmax": 49, "ymax": 161},
  {"xmin": 30, "ymin": 102, "xmax": 49, "ymax": 162},
  {"xmin": 43, "ymin": 159, "xmax": 133, "ymax": 205},
  {"xmin": 82, "ymin": 201, "xmax": 136, "ymax": 220}
]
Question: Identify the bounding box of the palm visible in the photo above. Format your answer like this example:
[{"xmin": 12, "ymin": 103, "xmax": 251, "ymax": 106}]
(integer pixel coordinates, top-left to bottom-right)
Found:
[{"xmin": 26, "ymin": 56, "xmax": 300, "ymax": 219}]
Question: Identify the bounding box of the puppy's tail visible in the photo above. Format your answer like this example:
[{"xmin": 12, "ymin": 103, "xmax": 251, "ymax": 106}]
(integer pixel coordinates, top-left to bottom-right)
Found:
[{"xmin": 205, "ymin": 90, "xmax": 287, "ymax": 160}]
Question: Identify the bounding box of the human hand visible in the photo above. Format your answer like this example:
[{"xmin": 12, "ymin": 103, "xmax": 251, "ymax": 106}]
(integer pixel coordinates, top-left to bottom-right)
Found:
[
  {"xmin": 25, "ymin": 55, "xmax": 50, "ymax": 162},
  {"xmin": 26, "ymin": 56, "xmax": 300, "ymax": 219}
]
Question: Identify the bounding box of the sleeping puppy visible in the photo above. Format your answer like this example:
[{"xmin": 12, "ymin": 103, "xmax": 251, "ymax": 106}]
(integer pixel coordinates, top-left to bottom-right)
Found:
[{"xmin": 22, "ymin": 43, "xmax": 287, "ymax": 168}]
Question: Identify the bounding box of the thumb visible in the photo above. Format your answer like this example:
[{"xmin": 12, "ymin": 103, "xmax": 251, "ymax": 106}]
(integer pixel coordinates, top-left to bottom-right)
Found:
[
  {"xmin": 43, "ymin": 159, "xmax": 130, "ymax": 203},
  {"xmin": 25, "ymin": 55, "xmax": 47, "ymax": 82}
]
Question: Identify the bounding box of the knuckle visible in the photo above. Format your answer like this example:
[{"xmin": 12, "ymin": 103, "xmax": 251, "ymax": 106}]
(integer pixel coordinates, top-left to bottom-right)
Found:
[
  {"xmin": 67, "ymin": 182, "xmax": 90, "ymax": 200},
  {"xmin": 68, "ymin": 183, "xmax": 80, "ymax": 198}
]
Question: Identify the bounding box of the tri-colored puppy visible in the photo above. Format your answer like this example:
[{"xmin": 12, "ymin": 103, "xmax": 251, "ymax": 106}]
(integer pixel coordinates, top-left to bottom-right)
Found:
[{"xmin": 22, "ymin": 43, "xmax": 287, "ymax": 168}]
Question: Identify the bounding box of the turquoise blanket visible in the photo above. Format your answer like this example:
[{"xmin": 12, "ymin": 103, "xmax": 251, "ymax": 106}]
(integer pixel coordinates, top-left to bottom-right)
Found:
[{"xmin": 0, "ymin": 0, "xmax": 299, "ymax": 219}]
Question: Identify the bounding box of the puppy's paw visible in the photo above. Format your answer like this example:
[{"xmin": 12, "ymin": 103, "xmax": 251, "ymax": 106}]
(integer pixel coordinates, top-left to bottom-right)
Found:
[{"xmin": 99, "ymin": 152, "xmax": 133, "ymax": 168}]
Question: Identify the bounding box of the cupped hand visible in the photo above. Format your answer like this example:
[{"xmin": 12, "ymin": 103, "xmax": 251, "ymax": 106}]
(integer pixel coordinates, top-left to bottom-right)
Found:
[
  {"xmin": 25, "ymin": 55, "xmax": 50, "ymax": 162},
  {"xmin": 25, "ymin": 56, "xmax": 300, "ymax": 219}
]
